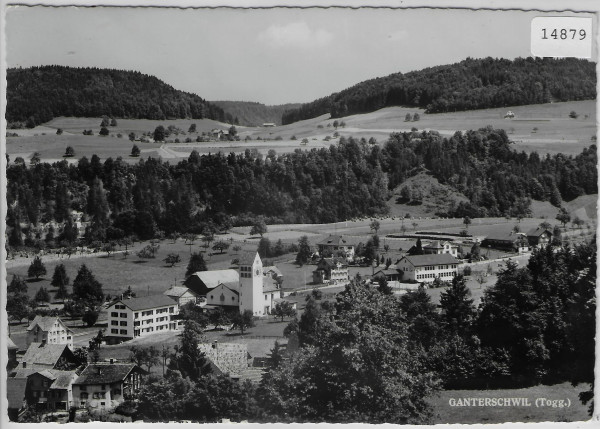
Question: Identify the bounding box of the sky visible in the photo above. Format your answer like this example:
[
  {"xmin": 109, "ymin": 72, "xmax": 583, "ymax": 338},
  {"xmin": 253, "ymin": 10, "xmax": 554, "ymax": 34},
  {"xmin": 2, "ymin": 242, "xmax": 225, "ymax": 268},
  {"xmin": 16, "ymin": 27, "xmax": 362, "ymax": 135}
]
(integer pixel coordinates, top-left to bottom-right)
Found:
[{"xmin": 5, "ymin": 6, "xmax": 596, "ymax": 105}]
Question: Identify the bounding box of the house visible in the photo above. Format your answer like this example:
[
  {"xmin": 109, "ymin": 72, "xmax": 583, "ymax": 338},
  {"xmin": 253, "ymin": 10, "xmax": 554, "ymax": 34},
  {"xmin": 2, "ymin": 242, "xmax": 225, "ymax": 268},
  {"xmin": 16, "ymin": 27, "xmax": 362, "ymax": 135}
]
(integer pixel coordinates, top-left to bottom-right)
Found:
[
  {"xmin": 163, "ymin": 286, "xmax": 201, "ymax": 307},
  {"xmin": 312, "ymin": 257, "xmax": 350, "ymax": 285},
  {"xmin": 184, "ymin": 269, "xmax": 239, "ymax": 296},
  {"xmin": 526, "ymin": 227, "xmax": 552, "ymax": 248},
  {"xmin": 206, "ymin": 283, "xmax": 239, "ymax": 308},
  {"xmin": 72, "ymin": 363, "xmax": 145, "ymax": 411},
  {"xmin": 7, "ymin": 377, "xmax": 28, "ymax": 420},
  {"xmin": 481, "ymin": 232, "xmax": 529, "ymax": 253},
  {"xmin": 317, "ymin": 235, "xmax": 355, "ymax": 260},
  {"xmin": 504, "ymin": 111, "xmax": 515, "ymax": 118},
  {"xmin": 373, "ymin": 267, "xmax": 403, "ymax": 283},
  {"xmin": 263, "ymin": 266, "xmax": 283, "ymax": 282},
  {"xmin": 13, "ymin": 368, "xmax": 79, "ymax": 412},
  {"xmin": 397, "ymin": 254, "xmax": 459, "ymax": 283},
  {"xmin": 238, "ymin": 253, "xmax": 282, "ymax": 316},
  {"xmin": 26, "ymin": 316, "xmax": 74, "ymax": 349},
  {"xmin": 422, "ymin": 240, "xmax": 459, "ymax": 257},
  {"xmin": 20, "ymin": 342, "xmax": 81, "ymax": 371},
  {"xmin": 106, "ymin": 295, "xmax": 180, "ymax": 342}
]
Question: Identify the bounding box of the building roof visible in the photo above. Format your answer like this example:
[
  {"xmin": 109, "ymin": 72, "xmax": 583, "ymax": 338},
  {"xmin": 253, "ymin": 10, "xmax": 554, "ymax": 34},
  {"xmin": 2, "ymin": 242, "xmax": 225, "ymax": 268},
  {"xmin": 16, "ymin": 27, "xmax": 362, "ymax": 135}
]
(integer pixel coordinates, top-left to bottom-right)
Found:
[
  {"xmin": 26, "ymin": 315, "xmax": 72, "ymax": 333},
  {"xmin": 163, "ymin": 286, "xmax": 198, "ymax": 298},
  {"xmin": 317, "ymin": 235, "xmax": 354, "ymax": 247},
  {"xmin": 237, "ymin": 252, "xmax": 260, "ymax": 266},
  {"xmin": 483, "ymin": 232, "xmax": 524, "ymax": 242},
  {"xmin": 6, "ymin": 377, "xmax": 28, "ymax": 409},
  {"xmin": 7, "ymin": 336, "xmax": 18, "ymax": 350},
  {"xmin": 22, "ymin": 342, "xmax": 75, "ymax": 367},
  {"xmin": 115, "ymin": 294, "xmax": 177, "ymax": 311},
  {"xmin": 191, "ymin": 269, "xmax": 240, "ymax": 289},
  {"xmin": 212, "ymin": 283, "xmax": 239, "ymax": 296},
  {"xmin": 374, "ymin": 268, "xmax": 401, "ymax": 277},
  {"xmin": 74, "ymin": 363, "xmax": 143, "ymax": 385},
  {"xmin": 263, "ymin": 276, "xmax": 280, "ymax": 293},
  {"xmin": 263, "ymin": 266, "xmax": 282, "ymax": 278},
  {"xmin": 526, "ymin": 227, "xmax": 552, "ymax": 237},
  {"xmin": 50, "ymin": 371, "xmax": 77, "ymax": 389},
  {"xmin": 401, "ymin": 253, "xmax": 459, "ymax": 267},
  {"xmin": 316, "ymin": 257, "xmax": 348, "ymax": 269}
]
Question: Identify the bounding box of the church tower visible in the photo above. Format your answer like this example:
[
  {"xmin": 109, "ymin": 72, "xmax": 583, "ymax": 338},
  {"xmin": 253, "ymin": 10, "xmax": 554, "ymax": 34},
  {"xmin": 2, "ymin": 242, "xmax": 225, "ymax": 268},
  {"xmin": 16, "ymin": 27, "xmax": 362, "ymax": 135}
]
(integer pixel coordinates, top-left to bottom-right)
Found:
[{"xmin": 238, "ymin": 252, "xmax": 264, "ymax": 316}]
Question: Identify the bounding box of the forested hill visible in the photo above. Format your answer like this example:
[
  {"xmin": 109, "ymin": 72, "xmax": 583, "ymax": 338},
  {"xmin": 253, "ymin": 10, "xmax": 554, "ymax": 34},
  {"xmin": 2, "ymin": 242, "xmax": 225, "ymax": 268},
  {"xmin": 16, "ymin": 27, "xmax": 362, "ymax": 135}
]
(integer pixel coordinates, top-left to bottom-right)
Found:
[
  {"xmin": 282, "ymin": 57, "xmax": 596, "ymax": 124},
  {"xmin": 6, "ymin": 66, "xmax": 229, "ymax": 127},
  {"xmin": 211, "ymin": 101, "xmax": 302, "ymax": 126}
]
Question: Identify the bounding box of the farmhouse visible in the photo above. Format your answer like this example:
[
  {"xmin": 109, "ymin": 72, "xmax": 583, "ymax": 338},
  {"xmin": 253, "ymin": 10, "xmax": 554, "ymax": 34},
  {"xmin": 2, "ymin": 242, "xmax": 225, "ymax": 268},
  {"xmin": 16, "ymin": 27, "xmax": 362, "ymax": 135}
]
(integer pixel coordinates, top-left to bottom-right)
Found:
[
  {"xmin": 163, "ymin": 286, "xmax": 201, "ymax": 307},
  {"xmin": 526, "ymin": 227, "xmax": 552, "ymax": 248},
  {"xmin": 312, "ymin": 257, "xmax": 350, "ymax": 285},
  {"xmin": 317, "ymin": 235, "xmax": 355, "ymax": 260},
  {"xmin": 13, "ymin": 369, "xmax": 79, "ymax": 412},
  {"xmin": 481, "ymin": 232, "xmax": 529, "ymax": 253},
  {"xmin": 20, "ymin": 342, "xmax": 80, "ymax": 371},
  {"xmin": 422, "ymin": 240, "xmax": 459, "ymax": 257},
  {"xmin": 106, "ymin": 295, "xmax": 180, "ymax": 342},
  {"xmin": 397, "ymin": 253, "xmax": 459, "ymax": 283},
  {"xmin": 185, "ymin": 269, "xmax": 239, "ymax": 296},
  {"xmin": 373, "ymin": 267, "xmax": 403, "ymax": 283},
  {"xmin": 26, "ymin": 316, "xmax": 74, "ymax": 349},
  {"xmin": 72, "ymin": 363, "xmax": 145, "ymax": 411}
]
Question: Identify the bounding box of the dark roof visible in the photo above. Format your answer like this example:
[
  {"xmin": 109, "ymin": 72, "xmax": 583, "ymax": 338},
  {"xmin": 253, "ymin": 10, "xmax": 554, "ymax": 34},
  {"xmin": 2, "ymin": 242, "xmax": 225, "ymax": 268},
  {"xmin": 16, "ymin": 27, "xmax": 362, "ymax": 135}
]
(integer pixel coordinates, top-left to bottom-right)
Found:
[
  {"xmin": 189, "ymin": 270, "xmax": 239, "ymax": 289},
  {"xmin": 163, "ymin": 286, "xmax": 198, "ymax": 298},
  {"xmin": 374, "ymin": 269, "xmax": 401, "ymax": 277},
  {"xmin": 402, "ymin": 254, "xmax": 459, "ymax": 267},
  {"xmin": 114, "ymin": 294, "xmax": 177, "ymax": 311},
  {"xmin": 6, "ymin": 377, "xmax": 28, "ymax": 409},
  {"xmin": 483, "ymin": 232, "xmax": 523, "ymax": 242},
  {"xmin": 317, "ymin": 235, "xmax": 353, "ymax": 247},
  {"xmin": 74, "ymin": 363, "xmax": 144, "ymax": 385},
  {"xmin": 526, "ymin": 227, "xmax": 552, "ymax": 237},
  {"xmin": 50, "ymin": 371, "xmax": 78, "ymax": 389},
  {"xmin": 317, "ymin": 257, "xmax": 347, "ymax": 268},
  {"xmin": 22, "ymin": 343, "xmax": 75, "ymax": 367},
  {"xmin": 26, "ymin": 315, "xmax": 72, "ymax": 333}
]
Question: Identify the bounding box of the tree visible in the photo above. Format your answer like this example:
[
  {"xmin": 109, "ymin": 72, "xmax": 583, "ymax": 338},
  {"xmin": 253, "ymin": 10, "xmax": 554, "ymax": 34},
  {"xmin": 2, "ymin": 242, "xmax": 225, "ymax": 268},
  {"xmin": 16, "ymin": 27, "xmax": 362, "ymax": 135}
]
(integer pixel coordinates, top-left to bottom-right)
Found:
[
  {"xmin": 413, "ymin": 113, "xmax": 420, "ymax": 121},
  {"xmin": 408, "ymin": 238, "xmax": 424, "ymax": 256},
  {"xmin": 110, "ymin": 118, "xmax": 118, "ymax": 126},
  {"xmin": 137, "ymin": 245, "xmax": 156, "ymax": 260},
  {"xmin": 28, "ymin": 256, "xmax": 47, "ymax": 279},
  {"xmin": 99, "ymin": 127, "xmax": 109, "ymax": 136},
  {"xmin": 130, "ymin": 144, "xmax": 140, "ymax": 157},
  {"xmin": 7, "ymin": 292, "xmax": 30, "ymax": 323},
  {"xmin": 64, "ymin": 146, "xmax": 75, "ymax": 157},
  {"xmin": 30, "ymin": 152, "xmax": 41, "ymax": 165},
  {"xmin": 164, "ymin": 253, "xmax": 181, "ymax": 267},
  {"xmin": 129, "ymin": 132, "xmax": 136, "ymax": 142},
  {"xmin": 56, "ymin": 128, "xmax": 63, "ymax": 135},
  {"xmin": 439, "ymin": 275, "xmax": 475, "ymax": 334},
  {"xmin": 572, "ymin": 216, "xmax": 584, "ymax": 229},
  {"xmin": 412, "ymin": 222, "xmax": 418, "ymax": 231},
  {"xmin": 556, "ymin": 207, "xmax": 571, "ymax": 228},
  {"xmin": 378, "ymin": 277, "xmax": 393, "ymax": 295},
  {"xmin": 228, "ymin": 125, "xmax": 237, "ymax": 138},
  {"xmin": 182, "ymin": 233, "xmax": 198, "ymax": 254},
  {"xmin": 569, "ymin": 111, "xmax": 579, "ymax": 119},
  {"xmin": 272, "ymin": 301, "xmax": 297, "ymax": 322},
  {"xmin": 52, "ymin": 264, "xmax": 70, "ymax": 301},
  {"xmin": 82, "ymin": 308, "xmax": 99, "ymax": 327},
  {"xmin": 72, "ymin": 264, "xmax": 104, "ymax": 306},
  {"xmin": 100, "ymin": 116, "xmax": 110, "ymax": 127},
  {"xmin": 231, "ymin": 310, "xmax": 255, "ymax": 335},
  {"xmin": 463, "ymin": 216, "xmax": 471, "ymax": 230},
  {"xmin": 153, "ymin": 125, "xmax": 166, "ymax": 141},
  {"xmin": 250, "ymin": 218, "xmax": 267, "ymax": 237},
  {"xmin": 296, "ymin": 235, "xmax": 312, "ymax": 266},
  {"xmin": 186, "ymin": 252, "xmax": 207, "ymax": 278},
  {"xmin": 188, "ymin": 123, "xmax": 197, "ymax": 133},
  {"xmin": 130, "ymin": 345, "xmax": 160, "ymax": 373},
  {"xmin": 212, "ymin": 240, "xmax": 230, "ymax": 254},
  {"xmin": 539, "ymin": 220, "xmax": 552, "ymax": 231},
  {"xmin": 370, "ymin": 219, "xmax": 381, "ymax": 234},
  {"xmin": 168, "ymin": 320, "xmax": 211, "ymax": 381},
  {"xmin": 405, "ymin": 113, "xmax": 412, "ymax": 122},
  {"xmin": 34, "ymin": 286, "xmax": 50, "ymax": 303}
]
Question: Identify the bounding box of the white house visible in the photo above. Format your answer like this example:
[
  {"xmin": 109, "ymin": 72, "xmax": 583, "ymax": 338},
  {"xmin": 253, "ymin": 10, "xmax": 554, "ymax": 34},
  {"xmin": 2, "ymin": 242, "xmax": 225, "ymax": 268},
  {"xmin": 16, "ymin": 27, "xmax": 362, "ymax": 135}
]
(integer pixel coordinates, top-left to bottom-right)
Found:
[
  {"xmin": 397, "ymin": 254, "xmax": 459, "ymax": 283},
  {"xmin": 107, "ymin": 295, "xmax": 179, "ymax": 342},
  {"xmin": 422, "ymin": 240, "xmax": 459, "ymax": 257},
  {"xmin": 163, "ymin": 286, "xmax": 201, "ymax": 307},
  {"xmin": 317, "ymin": 235, "xmax": 355, "ymax": 260},
  {"xmin": 26, "ymin": 316, "xmax": 74, "ymax": 350}
]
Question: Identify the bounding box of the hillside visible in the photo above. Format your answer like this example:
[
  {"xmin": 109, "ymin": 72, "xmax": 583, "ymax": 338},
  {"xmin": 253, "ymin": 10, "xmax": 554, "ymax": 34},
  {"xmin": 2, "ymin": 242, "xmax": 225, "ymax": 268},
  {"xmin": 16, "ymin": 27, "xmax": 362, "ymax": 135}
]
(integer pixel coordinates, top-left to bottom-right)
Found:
[
  {"xmin": 6, "ymin": 65, "xmax": 229, "ymax": 127},
  {"xmin": 211, "ymin": 101, "xmax": 302, "ymax": 126},
  {"xmin": 282, "ymin": 57, "xmax": 596, "ymax": 124}
]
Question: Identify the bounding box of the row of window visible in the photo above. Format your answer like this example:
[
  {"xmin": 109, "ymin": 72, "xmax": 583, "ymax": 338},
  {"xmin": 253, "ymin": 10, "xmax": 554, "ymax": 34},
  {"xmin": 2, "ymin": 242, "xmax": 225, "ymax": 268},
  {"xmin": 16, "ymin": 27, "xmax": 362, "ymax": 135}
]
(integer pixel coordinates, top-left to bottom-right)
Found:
[
  {"xmin": 110, "ymin": 312, "xmax": 128, "ymax": 318},
  {"xmin": 114, "ymin": 304, "xmax": 126, "ymax": 310},
  {"xmin": 111, "ymin": 321, "xmax": 128, "ymax": 326},
  {"xmin": 416, "ymin": 272, "xmax": 456, "ymax": 280},
  {"xmin": 111, "ymin": 329, "xmax": 128, "ymax": 335}
]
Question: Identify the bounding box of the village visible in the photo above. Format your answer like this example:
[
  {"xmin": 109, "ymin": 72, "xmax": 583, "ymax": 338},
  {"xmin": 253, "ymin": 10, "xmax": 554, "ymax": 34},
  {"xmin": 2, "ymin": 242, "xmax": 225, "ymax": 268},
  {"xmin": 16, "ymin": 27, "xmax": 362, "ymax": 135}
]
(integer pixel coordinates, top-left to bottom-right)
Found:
[{"xmin": 6, "ymin": 212, "xmax": 589, "ymax": 422}]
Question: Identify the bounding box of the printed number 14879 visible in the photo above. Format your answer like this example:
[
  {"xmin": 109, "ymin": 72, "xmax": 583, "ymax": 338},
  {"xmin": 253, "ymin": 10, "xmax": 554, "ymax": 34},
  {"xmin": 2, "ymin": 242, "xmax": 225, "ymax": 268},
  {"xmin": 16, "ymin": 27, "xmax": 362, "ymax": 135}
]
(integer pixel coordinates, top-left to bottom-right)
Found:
[{"xmin": 542, "ymin": 28, "xmax": 586, "ymax": 40}]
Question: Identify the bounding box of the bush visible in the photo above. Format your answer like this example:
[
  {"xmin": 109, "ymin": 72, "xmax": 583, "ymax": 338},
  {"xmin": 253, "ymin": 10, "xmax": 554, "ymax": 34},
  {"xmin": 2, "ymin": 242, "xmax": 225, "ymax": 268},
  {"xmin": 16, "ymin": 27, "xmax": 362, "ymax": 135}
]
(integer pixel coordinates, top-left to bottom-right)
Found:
[{"xmin": 463, "ymin": 266, "xmax": 472, "ymax": 276}]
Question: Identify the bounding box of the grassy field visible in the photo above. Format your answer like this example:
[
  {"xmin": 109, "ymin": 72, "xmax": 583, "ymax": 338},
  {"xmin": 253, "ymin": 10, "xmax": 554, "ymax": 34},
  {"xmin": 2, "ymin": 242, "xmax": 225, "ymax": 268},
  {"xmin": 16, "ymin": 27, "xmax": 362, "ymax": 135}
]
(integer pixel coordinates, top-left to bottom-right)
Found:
[
  {"xmin": 430, "ymin": 383, "xmax": 591, "ymax": 424},
  {"xmin": 7, "ymin": 100, "xmax": 595, "ymax": 164}
]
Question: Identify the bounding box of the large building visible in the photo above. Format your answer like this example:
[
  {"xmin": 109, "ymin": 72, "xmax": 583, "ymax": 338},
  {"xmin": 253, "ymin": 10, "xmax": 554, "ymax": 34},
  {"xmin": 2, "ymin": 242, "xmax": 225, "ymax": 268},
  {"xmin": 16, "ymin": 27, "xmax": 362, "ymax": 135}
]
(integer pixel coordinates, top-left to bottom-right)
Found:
[
  {"xmin": 26, "ymin": 316, "xmax": 74, "ymax": 349},
  {"xmin": 481, "ymin": 232, "xmax": 529, "ymax": 253},
  {"xmin": 106, "ymin": 295, "xmax": 180, "ymax": 341},
  {"xmin": 397, "ymin": 253, "xmax": 459, "ymax": 283},
  {"xmin": 19, "ymin": 342, "xmax": 81, "ymax": 371},
  {"xmin": 312, "ymin": 257, "xmax": 350, "ymax": 285},
  {"xmin": 317, "ymin": 235, "xmax": 355, "ymax": 260},
  {"xmin": 526, "ymin": 227, "xmax": 553, "ymax": 248},
  {"xmin": 238, "ymin": 253, "xmax": 281, "ymax": 317},
  {"xmin": 184, "ymin": 269, "xmax": 239, "ymax": 296}
]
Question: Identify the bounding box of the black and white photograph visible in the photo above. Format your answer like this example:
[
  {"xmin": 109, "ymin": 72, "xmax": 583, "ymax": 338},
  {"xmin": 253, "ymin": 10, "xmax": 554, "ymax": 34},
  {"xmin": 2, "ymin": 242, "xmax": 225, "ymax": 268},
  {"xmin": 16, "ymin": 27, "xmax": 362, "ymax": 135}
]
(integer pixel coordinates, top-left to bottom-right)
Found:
[{"xmin": 1, "ymin": 0, "xmax": 598, "ymax": 425}]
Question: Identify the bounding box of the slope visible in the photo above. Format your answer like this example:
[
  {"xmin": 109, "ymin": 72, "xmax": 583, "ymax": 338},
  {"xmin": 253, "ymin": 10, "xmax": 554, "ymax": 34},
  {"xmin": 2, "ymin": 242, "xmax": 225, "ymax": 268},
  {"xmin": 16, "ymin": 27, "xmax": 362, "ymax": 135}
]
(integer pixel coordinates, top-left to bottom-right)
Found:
[{"xmin": 210, "ymin": 101, "xmax": 302, "ymax": 126}]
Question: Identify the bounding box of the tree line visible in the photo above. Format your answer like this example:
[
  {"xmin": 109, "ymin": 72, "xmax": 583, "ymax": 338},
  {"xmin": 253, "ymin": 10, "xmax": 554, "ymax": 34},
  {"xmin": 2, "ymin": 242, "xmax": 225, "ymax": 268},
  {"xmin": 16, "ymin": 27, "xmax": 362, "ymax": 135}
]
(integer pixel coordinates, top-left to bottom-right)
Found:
[
  {"xmin": 6, "ymin": 66, "xmax": 228, "ymax": 128},
  {"xmin": 5, "ymin": 128, "xmax": 597, "ymax": 251},
  {"xmin": 282, "ymin": 57, "xmax": 596, "ymax": 124}
]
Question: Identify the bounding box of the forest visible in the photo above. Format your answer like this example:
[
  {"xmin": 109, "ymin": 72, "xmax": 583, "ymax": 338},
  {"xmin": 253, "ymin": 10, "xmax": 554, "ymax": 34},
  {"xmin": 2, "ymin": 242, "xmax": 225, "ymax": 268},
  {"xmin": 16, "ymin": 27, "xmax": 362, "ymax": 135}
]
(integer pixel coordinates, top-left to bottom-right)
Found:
[
  {"xmin": 5, "ymin": 127, "xmax": 596, "ymax": 250},
  {"xmin": 6, "ymin": 66, "xmax": 229, "ymax": 128},
  {"xmin": 282, "ymin": 57, "xmax": 596, "ymax": 124}
]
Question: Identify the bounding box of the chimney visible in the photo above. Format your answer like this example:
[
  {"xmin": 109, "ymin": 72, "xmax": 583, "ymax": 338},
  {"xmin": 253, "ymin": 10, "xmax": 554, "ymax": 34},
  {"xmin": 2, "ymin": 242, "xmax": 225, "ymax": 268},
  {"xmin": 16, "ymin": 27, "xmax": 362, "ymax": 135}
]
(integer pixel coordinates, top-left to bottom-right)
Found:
[
  {"xmin": 212, "ymin": 340, "xmax": 218, "ymax": 349},
  {"xmin": 109, "ymin": 358, "xmax": 114, "ymax": 364},
  {"xmin": 40, "ymin": 339, "xmax": 46, "ymax": 347}
]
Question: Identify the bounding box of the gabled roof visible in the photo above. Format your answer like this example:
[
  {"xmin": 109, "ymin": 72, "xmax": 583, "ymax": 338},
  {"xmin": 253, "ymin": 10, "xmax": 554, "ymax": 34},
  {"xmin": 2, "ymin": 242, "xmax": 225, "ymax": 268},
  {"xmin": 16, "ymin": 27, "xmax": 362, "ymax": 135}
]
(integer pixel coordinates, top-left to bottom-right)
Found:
[
  {"xmin": 22, "ymin": 342, "xmax": 76, "ymax": 367},
  {"xmin": 7, "ymin": 336, "xmax": 18, "ymax": 350},
  {"xmin": 483, "ymin": 232, "xmax": 525, "ymax": 242},
  {"xmin": 50, "ymin": 371, "xmax": 78, "ymax": 389},
  {"xmin": 238, "ymin": 252, "xmax": 261, "ymax": 266},
  {"xmin": 6, "ymin": 377, "xmax": 28, "ymax": 409},
  {"xmin": 526, "ymin": 227, "xmax": 552, "ymax": 237},
  {"xmin": 191, "ymin": 269, "xmax": 240, "ymax": 289},
  {"xmin": 26, "ymin": 315, "xmax": 72, "ymax": 333},
  {"xmin": 113, "ymin": 294, "xmax": 177, "ymax": 311},
  {"xmin": 74, "ymin": 363, "xmax": 144, "ymax": 385},
  {"xmin": 374, "ymin": 268, "xmax": 401, "ymax": 277},
  {"xmin": 401, "ymin": 253, "xmax": 459, "ymax": 267},
  {"xmin": 263, "ymin": 276, "xmax": 280, "ymax": 293},
  {"xmin": 317, "ymin": 235, "xmax": 354, "ymax": 247},
  {"xmin": 316, "ymin": 257, "xmax": 348, "ymax": 268},
  {"xmin": 163, "ymin": 286, "xmax": 198, "ymax": 298},
  {"xmin": 423, "ymin": 240, "xmax": 444, "ymax": 249},
  {"xmin": 211, "ymin": 283, "xmax": 239, "ymax": 296},
  {"xmin": 263, "ymin": 266, "xmax": 282, "ymax": 277}
]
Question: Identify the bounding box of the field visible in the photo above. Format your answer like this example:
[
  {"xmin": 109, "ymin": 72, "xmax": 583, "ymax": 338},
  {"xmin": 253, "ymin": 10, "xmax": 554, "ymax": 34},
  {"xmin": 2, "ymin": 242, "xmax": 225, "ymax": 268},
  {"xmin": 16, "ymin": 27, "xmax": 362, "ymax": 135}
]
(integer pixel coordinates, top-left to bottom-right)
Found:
[{"xmin": 6, "ymin": 100, "xmax": 596, "ymax": 164}]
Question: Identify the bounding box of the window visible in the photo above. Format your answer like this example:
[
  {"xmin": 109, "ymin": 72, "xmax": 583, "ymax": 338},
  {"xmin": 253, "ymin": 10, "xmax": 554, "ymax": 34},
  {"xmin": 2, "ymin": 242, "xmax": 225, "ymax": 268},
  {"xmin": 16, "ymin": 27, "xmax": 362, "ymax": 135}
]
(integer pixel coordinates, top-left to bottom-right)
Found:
[
  {"xmin": 111, "ymin": 321, "xmax": 118, "ymax": 326},
  {"xmin": 111, "ymin": 329, "xmax": 118, "ymax": 334},
  {"xmin": 120, "ymin": 313, "xmax": 127, "ymax": 318},
  {"xmin": 80, "ymin": 392, "xmax": 88, "ymax": 399},
  {"xmin": 80, "ymin": 385, "xmax": 87, "ymax": 391},
  {"xmin": 111, "ymin": 312, "xmax": 118, "ymax": 317},
  {"xmin": 120, "ymin": 329, "xmax": 127, "ymax": 335},
  {"xmin": 120, "ymin": 321, "xmax": 127, "ymax": 326},
  {"xmin": 101, "ymin": 402, "xmax": 106, "ymax": 406},
  {"xmin": 135, "ymin": 312, "xmax": 139, "ymax": 319}
]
